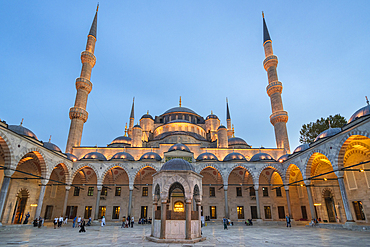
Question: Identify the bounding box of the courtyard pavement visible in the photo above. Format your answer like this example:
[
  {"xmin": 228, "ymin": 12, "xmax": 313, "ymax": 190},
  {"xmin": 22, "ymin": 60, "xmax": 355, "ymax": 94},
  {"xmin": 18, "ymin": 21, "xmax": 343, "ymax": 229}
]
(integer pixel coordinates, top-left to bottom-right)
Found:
[{"xmin": 0, "ymin": 223, "xmax": 369, "ymax": 246}]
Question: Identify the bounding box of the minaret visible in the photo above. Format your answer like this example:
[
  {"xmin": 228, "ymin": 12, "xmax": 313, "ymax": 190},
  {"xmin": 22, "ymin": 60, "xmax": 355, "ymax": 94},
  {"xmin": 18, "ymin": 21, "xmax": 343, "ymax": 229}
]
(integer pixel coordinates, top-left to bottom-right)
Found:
[
  {"xmin": 128, "ymin": 97, "xmax": 135, "ymax": 138},
  {"xmin": 226, "ymin": 98, "xmax": 233, "ymax": 138},
  {"xmin": 262, "ymin": 12, "xmax": 290, "ymax": 153},
  {"xmin": 66, "ymin": 6, "xmax": 98, "ymax": 153}
]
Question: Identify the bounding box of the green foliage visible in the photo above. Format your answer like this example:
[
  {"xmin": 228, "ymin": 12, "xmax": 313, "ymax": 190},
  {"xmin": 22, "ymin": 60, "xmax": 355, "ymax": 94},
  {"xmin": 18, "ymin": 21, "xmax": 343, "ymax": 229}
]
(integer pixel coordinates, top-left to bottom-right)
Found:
[{"xmin": 299, "ymin": 114, "xmax": 347, "ymax": 144}]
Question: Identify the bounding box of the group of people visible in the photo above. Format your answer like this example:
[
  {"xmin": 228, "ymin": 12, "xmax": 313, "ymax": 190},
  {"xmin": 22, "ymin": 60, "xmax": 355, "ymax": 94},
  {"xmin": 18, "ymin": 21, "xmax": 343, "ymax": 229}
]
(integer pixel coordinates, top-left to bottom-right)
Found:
[
  {"xmin": 222, "ymin": 217, "xmax": 233, "ymax": 229},
  {"xmin": 72, "ymin": 216, "xmax": 92, "ymax": 232},
  {"xmin": 138, "ymin": 217, "xmax": 151, "ymax": 224},
  {"xmin": 32, "ymin": 216, "xmax": 43, "ymax": 228},
  {"xmin": 121, "ymin": 216, "xmax": 134, "ymax": 228},
  {"xmin": 53, "ymin": 216, "xmax": 68, "ymax": 229}
]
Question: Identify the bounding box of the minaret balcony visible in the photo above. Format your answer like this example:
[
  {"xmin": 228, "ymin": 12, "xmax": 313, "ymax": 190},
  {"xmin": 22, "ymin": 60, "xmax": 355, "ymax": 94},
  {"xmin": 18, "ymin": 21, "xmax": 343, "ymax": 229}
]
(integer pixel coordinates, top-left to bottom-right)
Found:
[
  {"xmin": 270, "ymin": 111, "xmax": 288, "ymax": 125},
  {"xmin": 263, "ymin": 55, "xmax": 278, "ymax": 70},
  {"xmin": 81, "ymin": 51, "xmax": 96, "ymax": 67},
  {"xmin": 69, "ymin": 107, "xmax": 89, "ymax": 122},
  {"xmin": 266, "ymin": 81, "xmax": 283, "ymax": 96},
  {"xmin": 75, "ymin": 78, "xmax": 92, "ymax": 93}
]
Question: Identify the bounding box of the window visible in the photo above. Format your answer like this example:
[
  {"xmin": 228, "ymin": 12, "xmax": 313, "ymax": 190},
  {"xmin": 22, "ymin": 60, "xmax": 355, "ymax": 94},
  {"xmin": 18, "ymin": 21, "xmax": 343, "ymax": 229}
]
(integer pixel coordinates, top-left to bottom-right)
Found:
[
  {"xmin": 278, "ymin": 206, "xmax": 285, "ymax": 219},
  {"xmin": 101, "ymin": 187, "xmax": 108, "ymax": 196},
  {"xmin": 250, "ymin": 206, "xmax": 258, "ymax": 219},
  {"xmin": 301, "ymin": 206, "xmax": 308, "ymax": 220},
  {"xmin": 115, "ymin": 187, "xmax": 121, "ymax": 196},
  {"xmin": 141, "ymin": 206, "xmax": 148, "ymax": 218},
  {"xmin": 209, "ymin": 187, "xmax": 215, "ymax": 197},
  {"xmin": 98, "ymin": 206, "xmax": 106, "ymax": 219},
  {"xmin": 73, "ymin": 187, "xmax": 80, "ymax": 196},
  {"xmin": 264, "ymin": 206, "xmax": 272, "ymax": 219},
  {"xmin": 84, "ymin": 206, "xmax": 92, "ymax": 219},
  {"xmin": 275, "ymin": 187, "xmax": 282, "ymax": 197},
  {"xmin": 112, "ymin": 206, "xmax": 120, "ymax": 219},
  {"xmin": 237, "ymin": 206, "xmax": 244, "ymax": 219},
  {"xmin": 87, "ymin": 187, "xmax": 94, "ymax": 196},
  {"xmin": 236, "ymin": 187, "xmax": 242, "ymax": 197},
  {"xmin": 210, "ymin": 206, "xmax": 217, "ymax": 219},
  {"xmin": 249, "ymin": 187, "xmax": 256, "ymax": 197},
  {"xmin": 262, "ymin": 187, "xmax": 269, "ymax": 197},
  {"xmin": 353, "ymin": 201, "xmax": 366, "ymax": 220},
  {"xmin": 142, "ymin": 187, "xmax": 148, "ymax": 197}
]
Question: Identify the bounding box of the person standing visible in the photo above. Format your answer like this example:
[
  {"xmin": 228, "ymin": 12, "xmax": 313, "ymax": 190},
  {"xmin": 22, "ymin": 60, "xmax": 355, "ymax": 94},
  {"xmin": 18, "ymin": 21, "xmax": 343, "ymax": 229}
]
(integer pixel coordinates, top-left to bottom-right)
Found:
[
  {"xmin": 59, "ymin": 215, "xmax": 63, "ymax": 228},
  {"xmin": 23, "ymin": 212, "xmax": 30, "ymax": 224},
  {"xmin": 131, "ymin": 216, "xmax": 134, "ymax": 228},
  {"xmin": 73, "ymin": 216, "xmax": 77, "ymax": 228},
  {"xmin": 38, "ymin": 216, "xmax": 42, "ymax": 228},
  {"xmin": 101, "ymin": 216, "xmax": 106, "ymax": 227},
  {"xmin": 286, "ymin": 215, "xmax": 291, "ymax": 227},
  {"xmin": 79, "ymin": 220, "xmax": 86, "ymax": 233},
  {"xmin": 223, "ymin": 217, "xmax": 228, "ymax": 230},
  {"xmin": 54, "ymin": 217, "xmax": 58, "ymax": 229},
  {"xmin": 121, "ymin": 216, "xmax": 126, "ymax": 228},
  {"xmin": 77, "ymin": 216, "xmax": 82, "ymax": 227}
]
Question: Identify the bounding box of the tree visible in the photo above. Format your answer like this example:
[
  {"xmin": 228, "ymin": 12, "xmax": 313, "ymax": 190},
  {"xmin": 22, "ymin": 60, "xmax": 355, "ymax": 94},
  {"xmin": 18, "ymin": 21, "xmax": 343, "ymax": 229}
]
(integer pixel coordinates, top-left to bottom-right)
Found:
[{"xmin": 299, "ymin": 114, "xmax": 347, "ymax": 144}]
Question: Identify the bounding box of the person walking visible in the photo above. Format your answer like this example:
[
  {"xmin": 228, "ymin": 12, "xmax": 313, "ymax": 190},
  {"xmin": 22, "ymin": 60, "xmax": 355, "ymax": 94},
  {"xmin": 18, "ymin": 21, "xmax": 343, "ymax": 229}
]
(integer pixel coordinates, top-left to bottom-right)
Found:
[
  {"xmin": 131, "ymin": 216, "xmax": 134, "ymax": 228},
  {"xmin": 38, "ymin": 216, "xmax": 43, "ymax": 228},
  {"xmin": 23, "ymin": 212, "xmax": 30, "ymax": 224},
  {"xmin": 58, "ymin": 215, "xmax": 63, "ymax": 228},
  {"xmin": 286, "ymin": 215, "xmax": 291, "ymax": 227},
  {"xmin": 77, "ymin": 216, "xmax": 82, "ymax": 227},
  {"xmin": 64, "ymin": 217, "xmax": 68, "ymax": 225},
  {"xmin": 54, "ymin": 217, "xmax": 58, "ymax": 229},
  {"xmin": 223, "ymin": 217, "xmax": 228, "ymax": 230},
  {"xmin": 73, "ymin": 216, "xmax": 77, "ymax": 228},
  {"xmin": 101, "ymin": 216, "xmax": 106, "ymax": 227},
  {"xmin": 79, "ymin": 220, "xmax": 86, "ymax": 233},
  {"xmin": 121, "ymin": 216, "xmax": 126, "ymax": 228}
]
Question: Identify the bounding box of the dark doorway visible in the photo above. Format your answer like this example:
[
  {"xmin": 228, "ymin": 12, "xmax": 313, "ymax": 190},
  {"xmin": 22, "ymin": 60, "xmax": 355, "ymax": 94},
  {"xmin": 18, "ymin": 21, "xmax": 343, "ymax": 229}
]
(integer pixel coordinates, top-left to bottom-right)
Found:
[
  {"xmin": 301, "ymin": 206, "xmax": 307, "ymax": 220},
  {"xmin": 44, "ymin": 205, "xmax": 53, "ymax": 220},
  {"xmin": 324, "ymin": 191, "xmax": 336, "ymax": 222},
  {"xmin": 141, "ymin": 206, "xmax": 148, "ymax": 218},
  {"xmin": 251, "ymin": 206, "xmax": 258, "ymax": 219},
  {"xmin": 278, "ymin": 206, "xmax": 285, "ymax": 219},
  {"xmin": 13, "ymin": 190, "xmax": 28, "ymax": 224},
  {"xmin": 66, "ymin": 206, "xmax": 78, "ymax": 219}
]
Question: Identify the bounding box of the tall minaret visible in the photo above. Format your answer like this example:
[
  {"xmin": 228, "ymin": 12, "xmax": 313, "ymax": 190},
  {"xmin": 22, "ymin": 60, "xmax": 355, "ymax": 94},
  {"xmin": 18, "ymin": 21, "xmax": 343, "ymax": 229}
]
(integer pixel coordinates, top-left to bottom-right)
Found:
[
  {"xmin": 128, "ymin": 97, "xmax": 135, "ymax": 138},
  {"xmin": 226, "ymin": 98, "xmax": 233, "ymax": 138},
  {"xmin": 262, "ymin": 12, "xmax": 290, "ymax": 153},
  {"xmin": 65, "ymin": 6, "xmax": 98, "ymax": 153}
]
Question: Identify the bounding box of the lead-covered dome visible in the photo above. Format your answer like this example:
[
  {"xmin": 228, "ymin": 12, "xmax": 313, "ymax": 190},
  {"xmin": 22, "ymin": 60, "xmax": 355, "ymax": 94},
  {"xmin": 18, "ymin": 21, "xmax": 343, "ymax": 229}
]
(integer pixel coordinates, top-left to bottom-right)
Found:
[
  {"xmin": 348, "ymin": 105, "xmax": 370, "ymax": 123},
  {"xmin": 168, "ymin": 143, "xmax": 191, "ymax": 153},
  {"xmin": 43, "ymin": 142, "xmax": 61, "ymax": 152},
  {"xmin": 110, "ymin": 152, "xmax": 135, "ymax": 161},
  {"xmin": 250, "ymin": 153, "xmax": 275, "ymax": 162},
  {"xmin": 228, "ymin": 137, "xmax": 251, "ymax": 148},
  {"xmin": 139, "ymin": 152, "xmax": 162, "ymax": 161},
  {"xmin": 223, "ymin": 152, "xmax": 246, "ymax": 162},
  {"xmin": 8, "ymin": 125, "xmax": 38, "ymax": 140},
  {"xmin": 160, "ymin": 158, "xmax": 195, "ymax": 171},
  {"xmin": 206, "ymin": 114, "xmax": 219, "ymax": 120},
  {"xmin": 108, "ymin": 136, "xmax": 132, "ymax": 147},
  {"xmin": 66, "ymin": 153, "xmax": 78, "ymax": 162},
  {"xmin": 314, "ymin": 128, "xmax": 341, "ymax": 142},
  {"xmin": 163, "ymin": 107, "xmax": 198, "ymax": 115},
  {"xmin": 278, "ymin": 154, "xmax": 290, "ymax": 163},
  {"xmin": 218, "ymin": 125, "xmax": 227, "ymax": 130},
  {"xmin": 140, "ymin": 113, "xmax": 154, "ymax": 120},
  {"xmin": 81, "ymin": 152, "xmax": 107, "ymax": 161},
  {"xmin": 293, "ymin": 143, "xmax": 310, "ymax": 153},
  {"xmin": 196, "ymin": 152, "xmax": 219, "ymax": 162}
]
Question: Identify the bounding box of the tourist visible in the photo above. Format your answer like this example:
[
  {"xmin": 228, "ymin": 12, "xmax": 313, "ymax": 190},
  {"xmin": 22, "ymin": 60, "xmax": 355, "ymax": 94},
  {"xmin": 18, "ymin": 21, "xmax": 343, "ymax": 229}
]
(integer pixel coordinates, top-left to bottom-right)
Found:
[
  {"xmin": 77, "ymin": 216, "xmax": 82, "ymax": 227},
  {"xmin": 73, "ymin": 216, "xmax": 77, "ymax": 228},
  {"xmin": 54, "ymin": 217, "xmax": 58, "ymax": 229},
  {"xmin": 58, "ymin": 215, "xmax": 63, "ymax": 228},
  {"xmin": 33, "ymin": 218, "xmax": 38, "ymax": 227},
  {"xmin": 131, "ymin": 215, "xmax": 134, "ymax": 228},
  {"xmin": 79, "ymin": 220, "xmax": 86, "ymax": 233},
  {"xmin": 286, "ymin": 215, "xmax": 291, "ymax": 227},
  {"xmin": 87, "ymin": 217, "xmax": 92, "ymax": 226},
  {"xmin": 223, "ymin": 217, "xmax": 228, "ymax": 230},
  {"xmin": 121, "ymin": 216, "xmax": 126, "ymax": 228},
  {"xmin": 23, "ymin": 212, "xmax": 30, "ymax": 224},
  {"xmin": 101, "ymin": 216, "xmax": 106, "ymax": 227},
  {"xmin": 64, "ymin": 217, "xmax": 68, "ymax": 225},
  {"xmin": 38, "ymin": 216, "xmax": 43, "ymax": 228}
]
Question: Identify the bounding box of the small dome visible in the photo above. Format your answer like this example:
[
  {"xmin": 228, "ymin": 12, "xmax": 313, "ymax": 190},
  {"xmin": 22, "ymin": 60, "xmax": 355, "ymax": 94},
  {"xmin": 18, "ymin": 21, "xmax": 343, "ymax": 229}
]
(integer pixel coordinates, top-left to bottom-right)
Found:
[
  {"xmin": 218, "ymin": 125, "xmax": 227, "ymax": 130},
  {"xmin": 139, "ymin": 152, "xmax": 162, "ymax": 161},
  {"xmin": 66, "ymin": 153, "xmax": 78, "ymax": 162},
  {"xmin": 168, "ymin": 143, "xmax": 191, "ymax": 153},
  {"xmin": 228, "ymin": 137, "xmax": 250, "ymax": 148},
  {"xmin": 223, "ymin": 152, "xmax": 246, "ymax": 162},
  {"xmin": 110, "ymin": 152, "xmax": 135, "ymax": 161},
  {"xmin": 43, "ymin": 142, "xmax": 61, "ymax": 152},
  {"xmin": 133, "ymin": 125, "xmax": 142, "ymax": 129},
  {"xmin": 141, "ymin": 114, "xmax": 154, "ymax": 120},
  {"xmin": 293, "ymin": 143, "xmax": 310, "ymax": 153},
  {"xmin": 81, "ymin": 152, "xmax": 107, "ymax": 161},
  {"xmin": 348, "ymin": 105, "xmax": 370, "ymax": 123},
  {"xmin": 314, "ymin": 128, "xmax": 341, "ymax": 142},
  {"xmin": 250, "ymin": 153, "xmax": 275, "ymax": 162},
  {"xmin": 206, "ymin": 114, "xmax": 219, "ymax": 120},
  {"xmin": 196, "ymin": 152, "xmax": 219, "ymax": 162},
  {"xmin": 8, "ymin": 125, "xmax": 38, "ymax": 140},
  {"xmin": 111, "ymin": 136, "xmax": 132, "ymax": 145},
  {"xmin": 161, "ymin": 158, "xmax": 195, "ymax": 171},
  {"xmin": 163, "ymin": 107, "xmax": 198, "ymax": 115},
  {"xmin": 278, "ymin": 154, "xmax": 290, "ymax": 163}
]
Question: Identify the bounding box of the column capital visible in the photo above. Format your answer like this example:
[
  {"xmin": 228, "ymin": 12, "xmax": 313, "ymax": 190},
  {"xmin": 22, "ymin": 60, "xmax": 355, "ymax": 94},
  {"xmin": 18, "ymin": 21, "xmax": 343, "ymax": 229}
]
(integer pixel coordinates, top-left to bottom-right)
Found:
[
  {"xmin": 3, "ymin": 169, "xmax": 14, "ymax": 177},
  {"xmin": 96, "ymin": 185, "xmax": 102, "ymax": 191},
  {"xmin": 161, "ymin": 199, "xmax": 167, "ymax": 204},
  {"xmin": 185, "ymin": 199, "xmax": 192, "ymax": 204},
  {"xmin": 40, "ymin": 179, "xmax": 48, "ymax": 185},
  {"xmin": 65, "ymin": 186, "xmax": 71, "ymax": 191},
  {"xmin": 284, "ymin": 185, "xmax": 289, "ymax": 191},
  {"xmin": 335, "ymin": 171, "xmax": 345, "ymax": 179},
  {"xmin": 223, "ymin": 185, "xmax": 228, "ymax": 191}
]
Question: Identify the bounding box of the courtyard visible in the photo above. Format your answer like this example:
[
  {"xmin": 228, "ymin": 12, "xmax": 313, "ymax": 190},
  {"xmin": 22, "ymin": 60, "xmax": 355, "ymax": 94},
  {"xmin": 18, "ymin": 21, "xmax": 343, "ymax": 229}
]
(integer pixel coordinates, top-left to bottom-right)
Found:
[{"xmin": 0, "ymin": 223, "xmax": 369, "ymax": 246}]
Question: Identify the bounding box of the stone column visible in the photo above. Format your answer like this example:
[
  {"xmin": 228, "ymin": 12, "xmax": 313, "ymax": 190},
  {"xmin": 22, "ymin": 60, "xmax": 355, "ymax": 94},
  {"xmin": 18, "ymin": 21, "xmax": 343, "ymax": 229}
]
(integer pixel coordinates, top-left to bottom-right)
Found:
[
  {"xmin": 94, "ymin": 186, "xmax": 102, "ymax": 220},
  {"xmin": 151, "ymin": 201, "xmax": 157, "ymax": 237},
  {"xmin": 197, "ymin": 202, "xmax": 202, "ymax": 238},
  {"xmin": 128, "ymin": 188, "xmax": 133, "ymax": 217},
  {"xmin": 160, "ymin": 199, "xmax": 167, "ymax": 239},
  {"xmin": 62, "ymin": 186, "xmax": 71, "ymax": 217},
  {"xmin": 0, "ymin": 173, "xmax": 12, "ymax": 225},
  {"xmin": 255, "ymin": 188, "xmax": 261, "ymax": 219},
  {"xmin": 285, "ymin": 188, "xmax": 292, "ymax": 217},
  {"xmin": 224, "ymin": 185, "xmax": 229, "ymax": 218},
  {"xmin": 306, "ymin": 185, "xmax": 316, "ymax": 220},
  {"xmin": 337, "ymin": 175, "xmax": 355, "ymax": 222},
  {"xmin": 185, "ymin": 199, "xmax": 192, "ymax": 239},
  {"xmin": 35, "ymin": 179, "xmax": 48, "ymax": 218}
]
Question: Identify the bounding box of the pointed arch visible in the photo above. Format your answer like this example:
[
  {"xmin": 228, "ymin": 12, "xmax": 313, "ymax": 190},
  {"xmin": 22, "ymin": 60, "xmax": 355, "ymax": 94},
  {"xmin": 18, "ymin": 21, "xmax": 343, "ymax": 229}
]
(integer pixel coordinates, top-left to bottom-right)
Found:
[
  {"xmin": 162, "ymin": 175, "xmax": 191, "ymax": 199},
  {"xmin": 71, "ymin": 164, "xmax": 99, "ymax": 182},
  {"xmin": 101, "ymin": 163, "xmax": 131, "ymax": 183},
  {"xmin": 196, "ymin": 163, "xmax": 225, "ymax": 182},
  {"xmin": 256, "ymin": 163, "xmax": 284, "ymax": 184},
  {"xmin": 303, "ymin": 149, "xmax": 333, "ymax": 180},
  {"xmin": 284, "ymin": 163, "xmax": 304, "ymax": 185},
  {"xmin": 0, "ymin": 130, "xmax": 15, "ymax": 168},
  {"xmin": 225, "ymin": 164, "xmax": 255, "ymax": 185},
  {"xmin": 15, "ymin": 149, "xmax": 48, "ymax": 178}
]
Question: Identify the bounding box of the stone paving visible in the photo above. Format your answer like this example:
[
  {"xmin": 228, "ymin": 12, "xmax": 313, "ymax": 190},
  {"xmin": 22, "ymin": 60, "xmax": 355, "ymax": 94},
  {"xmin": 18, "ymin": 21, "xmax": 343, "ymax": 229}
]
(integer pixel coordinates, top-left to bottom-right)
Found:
[{"xmin": 0, "ymin": 223, "xmax": 370, "ymax": 246}]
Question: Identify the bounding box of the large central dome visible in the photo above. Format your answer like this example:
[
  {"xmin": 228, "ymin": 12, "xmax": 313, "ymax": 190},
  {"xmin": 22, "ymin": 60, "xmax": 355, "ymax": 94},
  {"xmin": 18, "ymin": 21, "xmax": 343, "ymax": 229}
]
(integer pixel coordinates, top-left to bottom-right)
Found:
[{"xmin": 163, "ymin": 107, "xmax": 198, "ymax": 116}]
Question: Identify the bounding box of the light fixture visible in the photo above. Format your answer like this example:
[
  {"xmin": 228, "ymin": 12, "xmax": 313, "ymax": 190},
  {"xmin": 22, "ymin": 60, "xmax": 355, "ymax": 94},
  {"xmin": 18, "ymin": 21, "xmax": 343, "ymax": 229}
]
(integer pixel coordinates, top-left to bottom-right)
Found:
[
  {"xmin": 323, "ymin": 178, "xmax": 327, "ymax": 181},
  {"xmin": 360, "ymin": 169, "xmax": 364, "ymax": 172}
]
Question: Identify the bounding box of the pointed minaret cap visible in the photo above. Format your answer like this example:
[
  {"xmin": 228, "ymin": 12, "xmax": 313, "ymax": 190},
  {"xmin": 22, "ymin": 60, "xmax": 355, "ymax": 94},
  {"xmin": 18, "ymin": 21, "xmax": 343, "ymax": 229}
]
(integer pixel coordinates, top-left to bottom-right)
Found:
[
  {"xmin": 89, "ymin": 4, "xmax": 99, "ymax": 39},
  {"xmin": 226, "ymin": 98, "xmax": 231, "ymax": 120},
  {"xmin": 130, "ymin": 97, "xmax": 135, "ymax": 119},
  {"xmin": 262, "ymin": 11, "xmax": 271, "ymax": 43}
]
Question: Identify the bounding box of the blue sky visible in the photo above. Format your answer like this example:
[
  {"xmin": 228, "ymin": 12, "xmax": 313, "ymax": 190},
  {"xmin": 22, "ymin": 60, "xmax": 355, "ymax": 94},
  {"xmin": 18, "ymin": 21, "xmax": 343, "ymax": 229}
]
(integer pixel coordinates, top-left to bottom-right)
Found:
[{"xmin": 1, "ymin": 1, "xmax": 369, "ymax": 153}]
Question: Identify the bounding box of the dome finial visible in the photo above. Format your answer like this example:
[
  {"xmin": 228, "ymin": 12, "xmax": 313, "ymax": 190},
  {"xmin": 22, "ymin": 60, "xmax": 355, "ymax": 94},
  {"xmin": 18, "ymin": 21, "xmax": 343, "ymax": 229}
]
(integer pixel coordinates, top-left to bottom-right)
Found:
[
  {"xmin": 328, "ymin": 120, "xmax": 331, "ymax": 129},
  {"xmin": 20, "ymin": 118, "xmax": 24, "ymax": 126},
  {"xmin": 147, "ymin": 110, "xmax": 149, "ymax": 114},
  {"xmin": 211, "ymin": 110, "xmax": 213, "ymax": 115},
  {"xmin": 179, "ymin": 96, "xmax": 182, "ymax": 107},
  {"xmin": 49, "ymin": 135, "xmax": 52, "ymax": 143},
  {"xmin": 262, "ymin": 11, "xmax": 264, "ymax": 18},
  {"xmin": 366, "ymin": 96, "xmax": 369, "ymax": 105},
  {"xmin": 96, "ymin": 3, "xmax": 99, "ymax": 12},
  {"xmin": 124, "ymin": 123, "xmax": 128, "ymax": 137},
  {"xmin": 232, "ymin": 124, "xmax": 235, "ymax": 137}
]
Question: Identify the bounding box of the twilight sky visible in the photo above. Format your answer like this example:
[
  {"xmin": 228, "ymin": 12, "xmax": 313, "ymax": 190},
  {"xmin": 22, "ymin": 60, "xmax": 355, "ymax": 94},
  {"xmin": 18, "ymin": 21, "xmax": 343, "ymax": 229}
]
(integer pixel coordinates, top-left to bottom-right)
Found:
[{"xmin": 1, "ymin": 1, "xmax": 369, "ymax": 153}]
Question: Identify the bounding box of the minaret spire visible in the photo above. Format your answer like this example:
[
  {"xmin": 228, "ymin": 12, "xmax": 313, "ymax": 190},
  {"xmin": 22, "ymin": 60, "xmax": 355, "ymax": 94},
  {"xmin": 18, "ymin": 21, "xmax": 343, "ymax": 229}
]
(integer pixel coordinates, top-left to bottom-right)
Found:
[
  {"xmin": 66, "ymin": 8, "xmax": 98, "ymax": 153},
  {"xmin": 128, "ymin": 97, "xmax": 135, "ymax": 138},
  {"xmin": 262, "ymin": 13, "xmax": 290, "ymax": 153},
  {"xmin": 226, "ymin": 98, "xmax": 233, "ymax": 138}
]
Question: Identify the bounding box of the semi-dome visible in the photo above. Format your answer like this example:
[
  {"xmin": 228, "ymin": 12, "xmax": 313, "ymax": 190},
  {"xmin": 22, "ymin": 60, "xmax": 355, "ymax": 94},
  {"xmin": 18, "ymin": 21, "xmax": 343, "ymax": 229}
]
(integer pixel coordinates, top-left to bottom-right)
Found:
[
  {"xmin": 250, "ymin": 153, "xmax": 275, "ymax": 162},
  {"xmin": 43, "ymin": 142, "xmax": 61, "ymax": 152},
  {"xmin": 218, "ymin": 125, "xmax": 226, "ymax": 130},
  {"xmin": 65, "ymin": 153, "xmax": 78, "ymax": 162},
  {"xmin": 140, "ymin": 113, "xmax": 154, "ymax": 120},
  {"xmin": 348, "ymin": 104, "xmax": 370, "ymax": 123},
  {"xmin": 206, "ymin": 114, "xmax": 219, "ymax": 120},
  {"xmin": 160, "ymin": 158, "xmax": 195, "ymax": 171},
  {"xmin": 139, "ymin": 152, "xmax": 162, "ymax": 161},
  {"xmin": 196, "ymin": 152, "xmax": 219, "ymax": 162},
  {"xmin": 81, "ymin": 152, "xmax": 107, "ymax": 161},
  {"xmin": 278, "ymin": 154, "xmax": 290, "ymax": 163},
  {"xmin": 110, "ymin": 136, "xmax": 132, "ymax": 145},
  {"xmin": 8, "ymin": 125, "xmax": 38, "ymax": 140},
  {"xmin": 223, "ymin": 152, "xmax": 246, "ymax": 162},
  {"xmin": 314, "ymin": 128, "xmax": 341, "ymax": 142},
  {"xmin": 110, "ymin": 152, "xmax": 135, "ymax": 161},
  {"xmin": 168, "ymin": 143, "xmax": 191, "ymax": 153},
  {"xmin": 163, "ymin": 107, "xmax": 198, "ymax": 115},
  {"xmin": 293, "ymin": 143, "xmax": 310, "ymax": 153}
]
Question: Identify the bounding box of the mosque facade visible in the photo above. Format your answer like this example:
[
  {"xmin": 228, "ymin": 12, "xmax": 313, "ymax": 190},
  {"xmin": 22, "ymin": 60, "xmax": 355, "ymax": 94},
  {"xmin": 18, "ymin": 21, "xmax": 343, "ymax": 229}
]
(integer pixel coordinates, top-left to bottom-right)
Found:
[{"xmin": 0, "ymin": 9, "xmax": 370, "ymax": 227}]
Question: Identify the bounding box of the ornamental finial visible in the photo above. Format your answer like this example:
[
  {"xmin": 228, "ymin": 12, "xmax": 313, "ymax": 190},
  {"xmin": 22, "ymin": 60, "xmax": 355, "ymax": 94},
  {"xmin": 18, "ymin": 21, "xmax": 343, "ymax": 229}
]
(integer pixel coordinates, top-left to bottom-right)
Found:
[
  {"xmin": 179, "ymin": 96, "xmax": 182, "ymax": 107},
  {"xmin": 262, "ymin": 11, "xmax": 264, "ymax": 18},
  {"xmin": 124, "ymin": 123, "xmax": 128, "ymax": 137},
  {"xmin": 49, "ymin": 135, "xmax": 52, "ymax": 143},
  {"xmin": 96, "ymin": 3, "xmax": 99, "ymax": 12},
  {"xmin": 366, "ymin": 96, "xmax": 369, "ymax": 105},
  {"xmin": 20, "ymin": 118, "xmax": 24, "ymax": 126}
]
